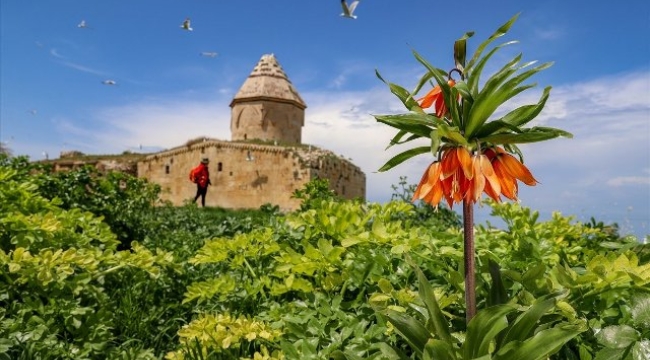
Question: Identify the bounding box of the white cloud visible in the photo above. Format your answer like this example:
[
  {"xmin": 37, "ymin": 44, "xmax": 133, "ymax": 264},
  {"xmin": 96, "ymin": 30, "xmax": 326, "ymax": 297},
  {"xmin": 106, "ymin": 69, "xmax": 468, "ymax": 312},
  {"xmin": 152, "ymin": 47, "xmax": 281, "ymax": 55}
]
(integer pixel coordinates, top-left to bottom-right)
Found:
[
  {"xmin": 607, "ymin": 176, "xmax": 650, "ymax": 187},
  {"xmin": 534, "ymin": 27, "xmax": 564, "ymax": 40},
  {"xmin": 95, "ymin": 97, "xmax": 231, "ymax": 152}
]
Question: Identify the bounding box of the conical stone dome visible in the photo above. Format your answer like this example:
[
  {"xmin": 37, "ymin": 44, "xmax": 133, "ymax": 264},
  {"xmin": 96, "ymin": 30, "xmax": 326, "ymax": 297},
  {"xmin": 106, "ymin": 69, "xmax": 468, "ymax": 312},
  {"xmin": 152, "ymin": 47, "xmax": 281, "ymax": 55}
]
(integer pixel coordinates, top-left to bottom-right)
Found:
[
  {"xmin": 229, "ymin": 54, "xmax": 306, "ymax": 144},
  {"xmin": 230, "ymin": 54, "xmax": 306, "ymax": 109}
]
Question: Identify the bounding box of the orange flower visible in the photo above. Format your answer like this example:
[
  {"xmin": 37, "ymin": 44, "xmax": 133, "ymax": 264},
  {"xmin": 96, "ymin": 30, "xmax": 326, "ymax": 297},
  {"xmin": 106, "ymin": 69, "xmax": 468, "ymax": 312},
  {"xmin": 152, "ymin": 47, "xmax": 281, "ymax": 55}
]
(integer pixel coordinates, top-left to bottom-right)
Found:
[
  {"xmin": 413, "ymin": 147, "xmax": 472, "ymax": 209},
  {"xmin": 418, "ymin": 79, "xmax": 456, "ymax": 118},
  {"xmin": 412, "ymin": 161, "xmax": 444, "ymax": 206},
  {"xmin": 468, "ymin": 154, "xmax": 501, "ymax": 202},
  {"xmin": 485, "ymin": 147, "xmax": 538, "ymax": 200},
  {"xmin": 412, "ymin": 146, "xmax": 538, "ymax": 208}
]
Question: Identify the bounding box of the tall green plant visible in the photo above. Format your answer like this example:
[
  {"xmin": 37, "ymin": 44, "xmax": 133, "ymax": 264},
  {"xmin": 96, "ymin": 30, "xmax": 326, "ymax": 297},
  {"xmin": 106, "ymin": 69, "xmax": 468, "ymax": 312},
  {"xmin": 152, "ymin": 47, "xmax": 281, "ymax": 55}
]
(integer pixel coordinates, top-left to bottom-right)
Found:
[
  {"xmin": 380, "ymin": 257, "xmax": 587, "ymax": 359},
  {"xmin": 373, "ymin": 13, "xmax": 572, "ymax": 322}
]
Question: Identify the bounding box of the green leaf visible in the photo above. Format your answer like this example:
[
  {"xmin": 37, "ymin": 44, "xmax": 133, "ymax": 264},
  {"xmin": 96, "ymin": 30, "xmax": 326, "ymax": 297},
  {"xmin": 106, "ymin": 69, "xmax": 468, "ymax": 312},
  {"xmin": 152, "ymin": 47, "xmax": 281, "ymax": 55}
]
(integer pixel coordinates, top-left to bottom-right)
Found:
[
  {"xmin": 412, "ymin": 71, "xmax": 436, "ymax": 101},
  {"xmin": 437, "ymin": 122, "xmax": 468, "ymax": 146},
  {"xmin": 409, "ymin": 257, "xmax": 453, "ymax": 344},
  {"xmin": 521, "ymin": 262, "xmax": 546, "ymax": 291},
  {"xmin": 488, "ymin": 260, "xmax": 509, "ymax": 307},
  {"xmin": 466, "ymin": 13, "xmax": 520, "ymax": 73},
  {"xmin": 596, "ymin": 325, "xmax": 639, "ymax": 349},
  {"xmin": 430, "ymin": 130, "xmax": 441, "ymax": 157},
  {"xmin": 387, "ymin": 129, "xmax": 427, "ymax": 150},
  {"xmin": 497, "ymin": 86, "xmax": 551, "ymax": 127},
  {"xmin": 376, "ymin": 69, "xmax": 421, "ymax": 111},
  {"xmin": 494, "ymin": 322, "xmax": 587, "ymax": 360},
  {"xmin": 423, "ymin": 339, "xmax": 456, "ymax": 360},
  {"xmin": 369, "ymin": 342, "xmax": 410, "ymax": 360},
  {"xmin": 474, "ymin": 120, "xmax": 523, "ymax": 139},
  {"xmin": 480, "ymin": 128, "xmax": 571, "ymax": 145},
  {"xmin": 382, "ymin": 309, "xmax": 431, "ymax": 357},
  {"xmin": 631, "ymin": 294, "xmax": 650, "ymax": 330},
  {"xmin": 463, "ymin": 304, "xmax": 516, "ymax": 359},
  {"xmin": 466, "ymin": 41, "xmax": 519, "ymax": 96},
  {"xmin": 374, "ymin": 113, "xmax": 438, "ymax": 139},
  {"xmin": 467, "ymin": 59, "xmax": 552, "ymax": 138},
  {"xmin": 411, "ymin": 49, "xmax": 459, "ymax": 124},
  {"xmin": 411, "ymin": 49, "xmax": 448, "ymax": 83},
  {"xmin": 453, "ymin": 81, "xmax": 473, "ymax": 104},
  {"xmin": 377, "ymin": 146, "xmax": 430, "ymax": 172},
  {"xmin": 448, "ymin": 86, "xmax": 463, "ymax": 131},
  {"xmin": 499, "ymin": 297, "xmax": 557, "ymax": 347},
  {"xmin": 454, "ymin": 32, "xmax": 474, "ymax": 73}
]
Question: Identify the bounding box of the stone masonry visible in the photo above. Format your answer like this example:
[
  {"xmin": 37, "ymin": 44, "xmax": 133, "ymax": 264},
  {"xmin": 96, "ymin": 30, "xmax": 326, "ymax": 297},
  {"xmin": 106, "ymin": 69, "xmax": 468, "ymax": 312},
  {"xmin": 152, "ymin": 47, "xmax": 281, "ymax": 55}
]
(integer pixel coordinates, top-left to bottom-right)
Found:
[{"xmin": 136, "ymin": 54, "xmax": 366, "ymax": 210}]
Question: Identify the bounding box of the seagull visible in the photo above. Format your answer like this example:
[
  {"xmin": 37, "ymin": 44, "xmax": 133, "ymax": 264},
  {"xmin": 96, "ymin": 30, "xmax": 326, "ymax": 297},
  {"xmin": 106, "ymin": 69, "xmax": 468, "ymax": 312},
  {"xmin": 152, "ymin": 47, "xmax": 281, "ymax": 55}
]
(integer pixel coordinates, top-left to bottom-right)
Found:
[
  {"xmin": 340, "ymin": 0, "xmax": 359, "ymax": 19},
  {"xmin": 102, "ymin": 80, "xmax": 117, "ymax": 85},
  {"xmin": 200, "ymin": 52, "xmax": 218, "ymax": 58},
  {"xmin": 180, "ymin": 18, "xmax": 193, "ymax": 31},
  {"xmin": 77, "ymin": 20, "xmax": 91, "ymax": 29}
]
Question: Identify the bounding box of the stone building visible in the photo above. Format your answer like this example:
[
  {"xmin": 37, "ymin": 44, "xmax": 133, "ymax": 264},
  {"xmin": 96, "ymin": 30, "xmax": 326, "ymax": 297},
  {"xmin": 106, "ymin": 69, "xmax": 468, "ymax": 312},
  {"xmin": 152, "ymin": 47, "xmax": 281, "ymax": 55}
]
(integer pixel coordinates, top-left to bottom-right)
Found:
[{"xmin": 136, "ymin": 54, "xmax": 366, "ymax": 210}]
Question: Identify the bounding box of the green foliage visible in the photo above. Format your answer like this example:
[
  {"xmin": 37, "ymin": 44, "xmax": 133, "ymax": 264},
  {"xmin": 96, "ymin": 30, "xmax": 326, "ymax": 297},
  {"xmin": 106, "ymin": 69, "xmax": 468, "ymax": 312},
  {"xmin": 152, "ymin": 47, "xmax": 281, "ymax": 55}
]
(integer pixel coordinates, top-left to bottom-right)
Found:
[
  {"xmin": 165, "ymin": 313, "xmax": 284, "ymax": 359},
  {"xmin": 592, "ymin": 293, "xmax": 650, "ymax": 359},
  {"xmin": 34, "ymin": 165, "xmax": 161, "ymax": 249},
  {"xmin": 374, "ymin": 14, "xmax": 571, "ymax": 172},
  {"xmin": 0, "ymin": 166, "xmax": 177, "ymax": 358},
  {"xmin": 1, "ymin": 156, "xmax": 646, "ymax": 359},
  {"xmin": 379, "ymin": 258, "xmax": 587, "ymax": 359},
  {"xmin": 390, "ymin": 176, "xmax": 462, "ymax": 230},
  {"xmin": 291, "ymin": 177, "xmax": 340, "ymax": 211}
]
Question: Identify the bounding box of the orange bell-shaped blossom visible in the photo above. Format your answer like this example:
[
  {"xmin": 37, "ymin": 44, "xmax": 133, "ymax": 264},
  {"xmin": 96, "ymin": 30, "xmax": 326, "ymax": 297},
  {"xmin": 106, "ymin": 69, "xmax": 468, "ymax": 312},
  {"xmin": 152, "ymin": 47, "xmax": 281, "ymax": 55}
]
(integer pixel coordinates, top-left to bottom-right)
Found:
[
  {"xmin": 468, "ymin": 154, "xmax": 501, "ymax": 202},
  {"xmin": 412, "ymin": 161, "xmax": 445, "ymax": 206},
  {"xmin": 413, "ymin": 146, "xmax": 535, "ymax": 208},
  {"xmin": 485, "ymin": 147, "xmax": 538, "ymax": 200},
  {"xmin": 412, "ymin": 147, "xmax": 473, "ymax": 208},
  {"xmin": 418, "ymin": 79, "xmax": 456, "ymax": 118},
  {"xmin": 412, "ymin": 146, "xmax": 539, "ymax": 208}
]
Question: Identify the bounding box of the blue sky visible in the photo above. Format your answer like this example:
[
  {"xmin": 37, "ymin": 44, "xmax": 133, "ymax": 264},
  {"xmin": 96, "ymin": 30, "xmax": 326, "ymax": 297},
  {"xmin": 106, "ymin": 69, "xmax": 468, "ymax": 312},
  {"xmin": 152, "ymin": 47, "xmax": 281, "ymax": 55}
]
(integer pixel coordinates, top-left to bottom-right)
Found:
[{"xmin": 1, "ymin": 0, "xmax": 649, "ymax": 239}]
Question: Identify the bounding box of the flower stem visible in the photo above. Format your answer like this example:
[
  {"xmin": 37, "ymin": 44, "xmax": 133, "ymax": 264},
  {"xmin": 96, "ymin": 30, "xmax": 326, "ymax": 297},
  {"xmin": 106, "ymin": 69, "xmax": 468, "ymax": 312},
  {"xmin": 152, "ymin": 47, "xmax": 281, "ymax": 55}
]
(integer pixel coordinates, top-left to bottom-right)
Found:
[{"xmin": 463, "ymin": 199, "xmax": 476, "ymax": 323}]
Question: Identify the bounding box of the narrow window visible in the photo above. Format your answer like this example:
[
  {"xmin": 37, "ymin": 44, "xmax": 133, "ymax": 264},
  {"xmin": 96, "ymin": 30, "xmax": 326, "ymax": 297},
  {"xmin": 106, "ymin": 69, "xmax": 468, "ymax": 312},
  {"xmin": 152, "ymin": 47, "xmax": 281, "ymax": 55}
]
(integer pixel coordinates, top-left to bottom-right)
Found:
[
  {"xmin": 165, "ymin": 165, "xmax": 170, "ymax": 174},
  {"xmin": 218, "ymin": 162, "xmax": 223, "ymax": 171}
]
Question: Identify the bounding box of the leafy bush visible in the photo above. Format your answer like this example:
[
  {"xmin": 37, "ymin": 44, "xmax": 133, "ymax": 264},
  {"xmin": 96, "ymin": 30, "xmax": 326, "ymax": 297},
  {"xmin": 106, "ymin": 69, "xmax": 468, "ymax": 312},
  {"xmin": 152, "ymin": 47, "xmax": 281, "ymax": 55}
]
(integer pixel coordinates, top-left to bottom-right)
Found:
[
  {"xmin": 1, "ymin": 157, "xmax": 647, "ymax": 359},
  {"xmin": 390, "ymin": 175, "xmax": 462, "ymax": 230},
  {"xmin": 0, "ymin": 165, "xmax": 177, "ymax": 359},
  {"xmin": 34, "ymin": 165, "xmax": 161, "ymax": 250}
]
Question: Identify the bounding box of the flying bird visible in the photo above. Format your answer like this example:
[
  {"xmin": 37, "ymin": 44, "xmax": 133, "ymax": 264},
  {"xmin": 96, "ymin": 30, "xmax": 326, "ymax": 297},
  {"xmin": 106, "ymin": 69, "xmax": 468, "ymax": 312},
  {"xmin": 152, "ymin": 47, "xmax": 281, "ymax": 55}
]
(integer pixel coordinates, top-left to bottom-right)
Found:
[
  {"xmin": 180, "ymin": 18, "xmax": 193, "ymax": 31},
  {"xmin": 200, "ymin": 52, "xmax": 218, "ymax": 58},
  {"xmin": 340, "ymin": 0, "xmax": 360, "ymax": 19},
  {"xmin": 77, "ymin": 20, "xmax": 91, "ymax": 29},
  {"xmin": 102, "ymin": 80, "xmax": 117, "ymax": 85}
]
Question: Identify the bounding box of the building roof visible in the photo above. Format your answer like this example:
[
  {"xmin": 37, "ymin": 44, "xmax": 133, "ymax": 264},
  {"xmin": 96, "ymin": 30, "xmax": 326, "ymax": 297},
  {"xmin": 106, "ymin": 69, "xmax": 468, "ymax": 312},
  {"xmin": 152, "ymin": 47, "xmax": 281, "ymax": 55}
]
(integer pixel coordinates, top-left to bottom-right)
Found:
[{"xmin": 230, "ymin": 54, "xmax": 307, "ymax": 109}]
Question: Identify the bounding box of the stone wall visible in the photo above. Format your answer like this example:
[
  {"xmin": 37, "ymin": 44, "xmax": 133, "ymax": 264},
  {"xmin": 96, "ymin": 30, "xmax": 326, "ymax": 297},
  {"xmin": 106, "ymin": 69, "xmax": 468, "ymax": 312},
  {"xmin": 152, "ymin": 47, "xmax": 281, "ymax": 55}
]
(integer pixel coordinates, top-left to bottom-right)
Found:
[
  {"xmin": 51, "ymin": 158, "xmax": 139, "ymax": 176},
  {"xmin": 137, "ymin": 140, "xmax": 364, "ymax": 211},
  {"xmin": 292, "ymin": 147, "xmax": 366, "ymax": 201}
]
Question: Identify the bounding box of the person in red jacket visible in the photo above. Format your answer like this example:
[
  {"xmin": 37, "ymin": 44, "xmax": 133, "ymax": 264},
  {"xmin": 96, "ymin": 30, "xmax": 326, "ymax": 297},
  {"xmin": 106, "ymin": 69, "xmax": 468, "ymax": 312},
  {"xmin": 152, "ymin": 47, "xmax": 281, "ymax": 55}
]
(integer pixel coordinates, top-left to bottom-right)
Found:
[{"xmin": 190, "ymin": 157, "xmax": 212, "ymax": 207}]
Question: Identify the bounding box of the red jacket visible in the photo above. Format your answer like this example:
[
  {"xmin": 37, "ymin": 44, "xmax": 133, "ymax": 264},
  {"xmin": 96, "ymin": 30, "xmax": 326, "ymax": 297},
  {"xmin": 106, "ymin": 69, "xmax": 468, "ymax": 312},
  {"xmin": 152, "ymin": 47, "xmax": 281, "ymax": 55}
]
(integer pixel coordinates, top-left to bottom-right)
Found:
[{"xmin": 191, "ymin": 163, "xmax": 210, "ymax": 188}]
